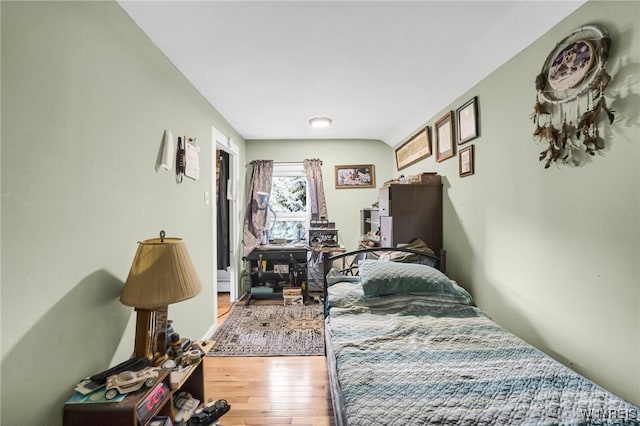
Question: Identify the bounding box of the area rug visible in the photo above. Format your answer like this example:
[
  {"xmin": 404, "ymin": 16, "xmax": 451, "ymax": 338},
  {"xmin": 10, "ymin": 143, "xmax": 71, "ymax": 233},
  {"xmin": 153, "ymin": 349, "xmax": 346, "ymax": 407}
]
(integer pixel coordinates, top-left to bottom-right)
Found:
[{"xmin": 207, "ymin": 304, "xmax": 325, "ymax": 357}]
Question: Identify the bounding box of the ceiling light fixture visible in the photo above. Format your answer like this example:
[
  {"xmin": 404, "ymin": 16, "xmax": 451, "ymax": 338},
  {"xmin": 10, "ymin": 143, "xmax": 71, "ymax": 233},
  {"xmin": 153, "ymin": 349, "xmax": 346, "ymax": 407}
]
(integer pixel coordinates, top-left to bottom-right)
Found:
[{"xmin": 309, "ymin": 117, "xmax": 332, "ymax": 128}]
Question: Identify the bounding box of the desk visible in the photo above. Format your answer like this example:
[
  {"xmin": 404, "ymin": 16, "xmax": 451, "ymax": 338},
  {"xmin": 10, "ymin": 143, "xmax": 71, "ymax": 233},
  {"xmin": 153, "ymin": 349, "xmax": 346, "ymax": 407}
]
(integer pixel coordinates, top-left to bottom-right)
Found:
[{"xmin": 244, "ymin": 244, "xmax": 310, "ymax": 304}]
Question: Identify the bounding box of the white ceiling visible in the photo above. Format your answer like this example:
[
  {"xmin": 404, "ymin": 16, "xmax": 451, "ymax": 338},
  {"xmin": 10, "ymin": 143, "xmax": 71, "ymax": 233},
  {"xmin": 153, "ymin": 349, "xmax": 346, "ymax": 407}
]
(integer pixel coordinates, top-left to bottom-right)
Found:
[{"xmin": 118, "ymin": 1, "xmax": 585, "ymax": 146}]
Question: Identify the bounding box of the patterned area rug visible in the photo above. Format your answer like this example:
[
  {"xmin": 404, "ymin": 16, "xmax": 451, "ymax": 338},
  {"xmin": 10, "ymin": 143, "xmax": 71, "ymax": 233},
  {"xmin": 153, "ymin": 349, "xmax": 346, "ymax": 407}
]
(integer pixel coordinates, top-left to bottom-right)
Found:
[{"xmin": 207, "ymin": 304, "xmax": 325, "ymax": 357}]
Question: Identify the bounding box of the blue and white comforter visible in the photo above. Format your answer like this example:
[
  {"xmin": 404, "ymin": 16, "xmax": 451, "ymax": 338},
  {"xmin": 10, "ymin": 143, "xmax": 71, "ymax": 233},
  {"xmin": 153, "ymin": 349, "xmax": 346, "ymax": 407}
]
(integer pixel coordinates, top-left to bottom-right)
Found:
[{"xmin": 326, "ymin": 282, "xmax": 639, "ymax": 425}]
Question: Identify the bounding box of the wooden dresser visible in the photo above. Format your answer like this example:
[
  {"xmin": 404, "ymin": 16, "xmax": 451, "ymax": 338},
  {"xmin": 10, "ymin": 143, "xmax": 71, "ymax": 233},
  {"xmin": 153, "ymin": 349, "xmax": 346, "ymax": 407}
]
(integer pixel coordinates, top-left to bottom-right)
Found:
[{"xmin": 378, "ymin": 178, "xmax": 442, "ymax": 256}]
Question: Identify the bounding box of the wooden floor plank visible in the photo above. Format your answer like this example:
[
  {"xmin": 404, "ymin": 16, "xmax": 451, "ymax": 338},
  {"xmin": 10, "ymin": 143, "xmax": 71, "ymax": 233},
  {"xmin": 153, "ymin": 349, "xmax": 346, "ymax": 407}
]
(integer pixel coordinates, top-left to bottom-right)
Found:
[{"xmin": 206, "ymin": 294, "xmax": 334, "ymax": 425}]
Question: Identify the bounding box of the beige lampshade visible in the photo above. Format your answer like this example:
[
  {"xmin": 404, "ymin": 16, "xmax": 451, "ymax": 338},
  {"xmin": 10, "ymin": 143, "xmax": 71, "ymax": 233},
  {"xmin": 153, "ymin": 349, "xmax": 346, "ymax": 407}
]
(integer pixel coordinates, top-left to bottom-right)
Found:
[{"xmin": 121, "ymin": 236, "xmax": 202, "ymax": 309}]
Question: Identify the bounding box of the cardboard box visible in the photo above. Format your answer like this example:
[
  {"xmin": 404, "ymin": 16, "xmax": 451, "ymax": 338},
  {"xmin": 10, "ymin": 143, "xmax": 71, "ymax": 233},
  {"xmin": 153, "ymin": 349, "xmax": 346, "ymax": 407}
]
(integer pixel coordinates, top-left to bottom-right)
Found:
[{"xmin": 282, "ymin": 288, "xmax": 302, "ymax": 297}]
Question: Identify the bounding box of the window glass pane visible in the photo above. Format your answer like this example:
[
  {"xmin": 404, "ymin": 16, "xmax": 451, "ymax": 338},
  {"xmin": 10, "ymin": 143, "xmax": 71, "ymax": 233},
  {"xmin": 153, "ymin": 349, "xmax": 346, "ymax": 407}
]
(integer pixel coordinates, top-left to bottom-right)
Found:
[
  {"xmin": 270, "ymin": 176, "xmax": 306, "ymax": 213},
  {"xmin": 270, "ymin": 219, "xmax": 306, "ymax": 241},
  {"xmin": 266, "ymin": 169, "xmax": 308, "ymax": 241}
]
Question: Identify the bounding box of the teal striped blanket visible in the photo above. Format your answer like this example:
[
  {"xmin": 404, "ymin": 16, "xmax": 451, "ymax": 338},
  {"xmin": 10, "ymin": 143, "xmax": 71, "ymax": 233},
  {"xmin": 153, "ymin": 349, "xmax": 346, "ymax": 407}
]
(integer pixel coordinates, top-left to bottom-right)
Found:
[{"xmin": 326, "ymin": 281, "xmax": 639, "ymax": 425}]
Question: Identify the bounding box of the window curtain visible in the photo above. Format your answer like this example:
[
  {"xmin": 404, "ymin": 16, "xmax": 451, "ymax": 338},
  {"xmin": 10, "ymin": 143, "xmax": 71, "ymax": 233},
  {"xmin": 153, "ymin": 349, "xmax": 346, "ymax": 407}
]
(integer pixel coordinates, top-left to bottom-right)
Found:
[
  {"xmin": 304, "ymin": 159, "xmax": 328, "ymax": 220},
  {"xmin": 242, "ymin": 160, "xmax": 273, "ymax": 257}
]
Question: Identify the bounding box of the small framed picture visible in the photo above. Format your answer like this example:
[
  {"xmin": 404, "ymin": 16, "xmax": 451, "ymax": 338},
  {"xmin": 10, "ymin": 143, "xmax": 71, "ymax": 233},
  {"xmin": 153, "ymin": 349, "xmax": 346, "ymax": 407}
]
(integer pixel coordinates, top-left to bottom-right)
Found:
[
  {"xmin": 435, "ymin": 111, "xmax": 455, "ymax": 162},
  {"xmin": 334, "ymin": 164, "xmax": 376, "ymax": 189},
  {"xmin": 395, "ymin": 126, "xmax": 431, "ymax": 170},
  {"xmin": 456, "ymin": 96, "xmax": 479, "ymax": 145},
  {"xmin": 459, "ymin": 145, "xmax": 475, "ymax": 177}
]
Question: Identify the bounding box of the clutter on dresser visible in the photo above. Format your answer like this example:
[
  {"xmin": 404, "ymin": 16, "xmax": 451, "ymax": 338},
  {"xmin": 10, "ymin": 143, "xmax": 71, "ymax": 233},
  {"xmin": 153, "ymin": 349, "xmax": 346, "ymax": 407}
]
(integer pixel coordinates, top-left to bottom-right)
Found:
[
  {"xmin": 74, "ymin": 356, "xmax": 152, "ymax": 395},
  {"xmin": 104, "ymin": 367, "xmax": 162, "ymax": 400},
  {"xmin": 168, "ymin": 333, "xmax": 184, "ymax": 359},
  {"xmin": 182, "ymin": 399, "xmax": 231, "ymax": 426},
  {"xmin": 173, "ymin": 391, "xmax": 200, "ymax": 423},
  {"xmin": 383, "ymin": 171, "xmax": 441, "ymax": 187},
  {"xmin": 64, "ymin": 350, "xmax": 208, "ymax": 426}
]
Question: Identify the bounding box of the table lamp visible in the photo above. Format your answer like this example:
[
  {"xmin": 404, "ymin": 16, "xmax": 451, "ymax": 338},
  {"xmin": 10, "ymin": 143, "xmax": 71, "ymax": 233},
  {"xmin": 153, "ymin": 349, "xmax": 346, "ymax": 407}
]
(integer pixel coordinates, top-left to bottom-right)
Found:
[{"xmin": 121, "ymin": 230, "xmax": 202, "ymax": 362}]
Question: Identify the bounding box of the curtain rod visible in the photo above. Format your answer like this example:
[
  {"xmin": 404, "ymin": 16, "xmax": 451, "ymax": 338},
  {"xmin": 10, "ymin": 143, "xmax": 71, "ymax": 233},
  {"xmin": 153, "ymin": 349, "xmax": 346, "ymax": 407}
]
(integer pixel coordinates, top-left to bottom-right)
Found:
[
  {"xmin": 275, "ymin": 160, "xmax": 323, "ymax": 165},
  {"xmin": 246, "ymin": 159, "xmax": 323, "ymax": 166}
]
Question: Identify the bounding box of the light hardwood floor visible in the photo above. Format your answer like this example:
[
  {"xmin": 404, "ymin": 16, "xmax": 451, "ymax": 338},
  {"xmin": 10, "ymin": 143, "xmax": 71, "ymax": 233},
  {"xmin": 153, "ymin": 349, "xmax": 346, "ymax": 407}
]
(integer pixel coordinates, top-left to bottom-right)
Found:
[{"xmin": 204, "ymin": 293, "xmax": 334, "ymax": 426}]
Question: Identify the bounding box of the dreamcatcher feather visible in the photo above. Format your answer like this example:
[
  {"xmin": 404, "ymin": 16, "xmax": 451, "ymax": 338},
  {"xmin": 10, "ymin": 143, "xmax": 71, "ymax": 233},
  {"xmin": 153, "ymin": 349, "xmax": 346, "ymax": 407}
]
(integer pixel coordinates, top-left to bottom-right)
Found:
[{"xmin": 532, "ymin": 25, "xmax": 614, "ymax": 169}]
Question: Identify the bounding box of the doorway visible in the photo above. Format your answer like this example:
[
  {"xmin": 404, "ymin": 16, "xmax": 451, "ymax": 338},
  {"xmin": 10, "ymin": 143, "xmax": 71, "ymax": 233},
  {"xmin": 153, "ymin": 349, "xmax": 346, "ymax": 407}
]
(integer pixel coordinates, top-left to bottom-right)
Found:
[
  {"xmin": 212, "ymin": 127, "xmax": 240, "ymax": 310},
  {"xmin": 216, "ymin": 149, "xmax": 231, "ymax": 292}
]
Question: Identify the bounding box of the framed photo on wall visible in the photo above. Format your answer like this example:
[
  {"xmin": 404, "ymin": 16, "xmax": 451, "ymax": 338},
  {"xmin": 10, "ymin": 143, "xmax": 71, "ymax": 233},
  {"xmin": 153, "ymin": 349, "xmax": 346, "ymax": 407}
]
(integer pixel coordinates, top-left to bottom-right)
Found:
[
  {"xmin": 335, "ymin": 164, "xmax": 376, "ymax": 188},
  {"xmin": 459, "ymin": 144, "xmax": 475, "ymax": 177},
  {"xmin": 435, "ymin": 111, "xmax": 455, "ymax": 162},
  {"xmin": 395, "ymin": 126, "xmax": 431, "ymax": 170},
  {"xmin": 456, "ymin": 96, "xmax": 479, "ymax": 144}
]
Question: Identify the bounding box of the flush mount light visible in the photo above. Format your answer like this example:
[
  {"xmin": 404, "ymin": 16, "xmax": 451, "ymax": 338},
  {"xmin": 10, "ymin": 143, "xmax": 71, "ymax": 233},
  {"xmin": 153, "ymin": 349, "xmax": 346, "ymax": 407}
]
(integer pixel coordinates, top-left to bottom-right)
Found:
[{"xmin": 309, "ymin": 117, "xmax": 332, "ymax": 128}]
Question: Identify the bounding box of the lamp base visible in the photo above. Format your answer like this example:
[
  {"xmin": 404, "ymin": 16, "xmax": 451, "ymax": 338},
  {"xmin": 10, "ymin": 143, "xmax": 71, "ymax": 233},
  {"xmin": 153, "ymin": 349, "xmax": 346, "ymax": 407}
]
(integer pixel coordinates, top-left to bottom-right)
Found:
[{"xmin": 133, "ymin": 306, "xmax": 169, "ymax": 361}]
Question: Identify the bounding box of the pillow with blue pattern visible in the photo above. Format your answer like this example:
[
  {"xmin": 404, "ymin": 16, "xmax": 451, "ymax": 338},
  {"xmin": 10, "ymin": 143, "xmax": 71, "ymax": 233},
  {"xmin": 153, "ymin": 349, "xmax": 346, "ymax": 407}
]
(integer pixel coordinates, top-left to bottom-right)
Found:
[{"xmin": 360, "ymin": 259, "xmax": 471, "ymax": 302}]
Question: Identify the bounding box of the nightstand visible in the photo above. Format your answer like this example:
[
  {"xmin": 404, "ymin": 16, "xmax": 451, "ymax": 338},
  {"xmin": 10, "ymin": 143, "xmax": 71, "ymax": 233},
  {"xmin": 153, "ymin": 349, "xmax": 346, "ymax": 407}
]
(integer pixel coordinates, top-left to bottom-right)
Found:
[{"xmin": 63, "ymin": 358, "xmax": 205, "ymax": 426}]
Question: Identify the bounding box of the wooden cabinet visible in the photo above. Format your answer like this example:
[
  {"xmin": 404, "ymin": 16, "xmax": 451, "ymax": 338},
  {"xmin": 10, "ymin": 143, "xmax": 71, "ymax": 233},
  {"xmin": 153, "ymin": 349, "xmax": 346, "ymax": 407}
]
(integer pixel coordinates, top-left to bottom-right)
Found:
[
  {"xmin": 63, "ymin": 360, "xmax": 205, "ymax": 426},
  {"xmin": 378, "ymin": 181, "xmax": 442, "ymax": 255}
]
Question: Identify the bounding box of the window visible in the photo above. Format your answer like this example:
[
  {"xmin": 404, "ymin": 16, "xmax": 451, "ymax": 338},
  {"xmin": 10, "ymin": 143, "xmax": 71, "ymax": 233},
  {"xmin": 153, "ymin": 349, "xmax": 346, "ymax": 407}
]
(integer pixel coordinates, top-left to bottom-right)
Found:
[{"xmin": 267, "ymin": 163, "xmax": 308, "ymax": 241}]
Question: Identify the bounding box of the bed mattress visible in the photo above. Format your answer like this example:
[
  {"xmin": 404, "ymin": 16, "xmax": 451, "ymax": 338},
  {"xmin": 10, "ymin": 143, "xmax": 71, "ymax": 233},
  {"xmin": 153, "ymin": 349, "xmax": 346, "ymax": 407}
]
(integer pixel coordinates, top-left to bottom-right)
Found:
[{"xmin": 325, "ymin": 279, "xmax": 639, "ymax": 425}]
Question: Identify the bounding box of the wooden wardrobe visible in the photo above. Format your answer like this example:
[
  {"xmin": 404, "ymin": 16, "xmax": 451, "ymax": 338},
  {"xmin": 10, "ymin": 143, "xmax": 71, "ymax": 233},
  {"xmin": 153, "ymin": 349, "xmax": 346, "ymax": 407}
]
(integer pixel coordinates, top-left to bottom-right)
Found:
[{"xmin": 378, "ymin": 177, "xmax": 443, "ymax": 256}]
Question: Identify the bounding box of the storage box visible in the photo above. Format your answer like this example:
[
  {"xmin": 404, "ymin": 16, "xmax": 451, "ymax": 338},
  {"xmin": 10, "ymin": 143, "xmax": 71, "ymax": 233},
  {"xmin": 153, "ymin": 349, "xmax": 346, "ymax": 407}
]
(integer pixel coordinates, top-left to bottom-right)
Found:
[
  {"xmin": 283, "ymin": 287, "xmax": 303, "ymax": 305},
  {"xmin": 283, "ymin": 288, "xmax": 302, "ymax": 297}
]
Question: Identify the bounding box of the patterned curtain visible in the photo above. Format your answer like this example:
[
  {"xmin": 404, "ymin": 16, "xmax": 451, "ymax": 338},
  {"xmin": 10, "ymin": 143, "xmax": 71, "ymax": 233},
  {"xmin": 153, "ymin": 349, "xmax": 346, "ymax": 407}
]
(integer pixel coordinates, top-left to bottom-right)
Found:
[
  {"xmin": 242, "ymin": 160, "xmax": 273, "ymax": 257},
  {"xmin": 304, "ymin": 159, "xmax": 328, "ymax": 220}
]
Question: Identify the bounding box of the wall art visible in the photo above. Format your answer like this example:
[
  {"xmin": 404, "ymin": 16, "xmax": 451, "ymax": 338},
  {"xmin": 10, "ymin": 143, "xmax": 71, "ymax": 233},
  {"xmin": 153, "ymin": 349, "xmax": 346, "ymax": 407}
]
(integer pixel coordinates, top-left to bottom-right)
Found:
[
  {"xmin": 395, "ymin": 126, "xmax": 431, "ymax": 170},
  {"xmin": 435, "ymin": 111, "xmax": 455, "ymax": 162},
  {"xmin": 459, "ymin": 145, "xmax": 475, "ymax": 177},
  {"xmin": 456, "ymin": 97, "xmax": 478, "ymax": 145},
  {"xmin": 335, "ymin": 164, "xmax": 376, "ymax": 189},
  {"xmin": 532, "ymin": 24, "xmax": 614, "ymax": 169}
]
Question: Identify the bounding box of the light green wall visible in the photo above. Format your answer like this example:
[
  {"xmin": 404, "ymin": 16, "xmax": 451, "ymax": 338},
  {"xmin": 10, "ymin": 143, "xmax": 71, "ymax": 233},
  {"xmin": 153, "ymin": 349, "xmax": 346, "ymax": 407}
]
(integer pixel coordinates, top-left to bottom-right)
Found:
[
  {"xmin": 2, "ymin": 2, "xmax": 637, "ymax": 425},
  {"xmin": 1, "ymin": 2, "xmax": 245, "ymax": 425},
  {"xmin": 393, "ymin": 1, "xmax": 639, "ymax": 405},
  {"xmin": 246, "ymin": 139, "xmax": 393, "ymax": 251}
]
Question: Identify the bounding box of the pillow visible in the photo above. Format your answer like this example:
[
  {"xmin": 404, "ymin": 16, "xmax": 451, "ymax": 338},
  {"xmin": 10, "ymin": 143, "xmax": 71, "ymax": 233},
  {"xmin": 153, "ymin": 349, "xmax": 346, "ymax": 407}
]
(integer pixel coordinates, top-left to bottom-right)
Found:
[
  {"xmin": 359, "ymin": 259, "xmax": 470, "ymax": 301},
  {"xmin": 326, "ymin": 268, "xmax": 361, "ymax": 286},
  {"xmin": 327, "ymin": 281, "xmax": 366, "ymax": 308}
]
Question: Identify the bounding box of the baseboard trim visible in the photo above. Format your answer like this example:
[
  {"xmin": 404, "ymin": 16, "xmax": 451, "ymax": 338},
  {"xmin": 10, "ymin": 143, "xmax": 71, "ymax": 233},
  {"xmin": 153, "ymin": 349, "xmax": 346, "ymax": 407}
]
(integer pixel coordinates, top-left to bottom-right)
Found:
[{"xmin": 203, "ymin": 323, "xmax": 217, "ymax": 341}]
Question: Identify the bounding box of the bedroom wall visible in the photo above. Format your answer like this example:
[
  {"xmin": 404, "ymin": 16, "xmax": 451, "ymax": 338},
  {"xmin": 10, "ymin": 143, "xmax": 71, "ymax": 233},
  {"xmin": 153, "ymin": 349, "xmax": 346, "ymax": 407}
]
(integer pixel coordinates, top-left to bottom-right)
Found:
[
  {"xmin": 393, "ymin": 0, "xmax": 639, "ymax": 405},
  {"xmin": 1, "ymin": 2, "xmax": 245, "ymax": 425},
  {"xmin": 245, "ymin": 139, "xmax": 393, "ymax": 251}
]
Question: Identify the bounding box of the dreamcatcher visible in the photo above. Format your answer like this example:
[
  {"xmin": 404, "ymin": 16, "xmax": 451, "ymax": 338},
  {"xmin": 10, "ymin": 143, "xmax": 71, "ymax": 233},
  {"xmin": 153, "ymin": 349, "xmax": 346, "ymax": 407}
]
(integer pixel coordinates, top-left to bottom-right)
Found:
[{"xmin": 531, "ymin": 25, "xmax": 614, "ymax": 169}]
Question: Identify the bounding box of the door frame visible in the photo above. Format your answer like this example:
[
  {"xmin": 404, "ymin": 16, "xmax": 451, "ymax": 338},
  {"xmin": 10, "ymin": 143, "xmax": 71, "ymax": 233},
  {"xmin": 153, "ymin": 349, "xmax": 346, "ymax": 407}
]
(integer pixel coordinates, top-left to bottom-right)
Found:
[{"xmin": 212, "ymin": 126, "xmax": 240, "ymax": 306}]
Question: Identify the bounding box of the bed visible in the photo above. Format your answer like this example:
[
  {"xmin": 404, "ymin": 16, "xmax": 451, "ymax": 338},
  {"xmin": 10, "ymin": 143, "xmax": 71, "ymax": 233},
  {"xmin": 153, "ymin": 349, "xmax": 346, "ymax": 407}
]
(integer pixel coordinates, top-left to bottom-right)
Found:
[{"xmin": 323, "ymin": 247, "xmax": 639, "ymax": 426}]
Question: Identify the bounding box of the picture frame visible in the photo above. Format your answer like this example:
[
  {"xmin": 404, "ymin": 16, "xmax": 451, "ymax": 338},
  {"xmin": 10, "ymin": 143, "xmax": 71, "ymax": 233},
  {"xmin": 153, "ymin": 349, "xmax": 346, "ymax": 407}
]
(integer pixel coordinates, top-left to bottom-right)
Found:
[
  {"xmin": 395, "ymin": 126, "xmax": 431, "ymax": 170},
  {"xmin": 459, "ymin": 144, "xmax": 475, "ymax": 177},
  {"xmin": 456, "ymin": 96, "xmax": 479, "ymax": 145},
  {"xmin": 435, "ymin": 111, "xmax": 455, "ymax": 162},
  {"xmin": 334, "ymin": 164, "xmax": 376, "ymax": 189}
]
